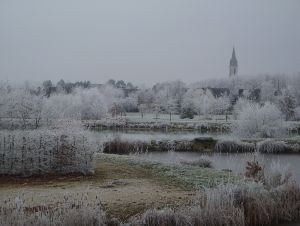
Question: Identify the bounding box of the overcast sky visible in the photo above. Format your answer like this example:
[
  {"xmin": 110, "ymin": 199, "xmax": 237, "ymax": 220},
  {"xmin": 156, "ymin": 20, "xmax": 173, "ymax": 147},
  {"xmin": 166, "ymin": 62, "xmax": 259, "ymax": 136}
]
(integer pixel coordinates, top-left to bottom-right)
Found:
[{"xmin": 0, "ymin": 0, "xmax": 299, "ymax": 85}]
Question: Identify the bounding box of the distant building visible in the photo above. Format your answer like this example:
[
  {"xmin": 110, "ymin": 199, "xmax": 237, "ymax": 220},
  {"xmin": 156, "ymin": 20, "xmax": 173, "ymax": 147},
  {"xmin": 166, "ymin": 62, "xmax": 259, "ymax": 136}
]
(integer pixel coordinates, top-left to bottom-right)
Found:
[{"xmin": 229, "ymin": 47, "xmax": 238, "ymax": 76}]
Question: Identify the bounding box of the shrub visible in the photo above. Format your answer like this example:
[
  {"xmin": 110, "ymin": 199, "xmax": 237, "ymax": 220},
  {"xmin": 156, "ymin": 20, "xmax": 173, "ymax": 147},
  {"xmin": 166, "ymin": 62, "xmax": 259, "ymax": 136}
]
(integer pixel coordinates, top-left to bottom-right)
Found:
[{"xmin": 0, "ymin": 127, "xmax": 97, "ymax": 177}]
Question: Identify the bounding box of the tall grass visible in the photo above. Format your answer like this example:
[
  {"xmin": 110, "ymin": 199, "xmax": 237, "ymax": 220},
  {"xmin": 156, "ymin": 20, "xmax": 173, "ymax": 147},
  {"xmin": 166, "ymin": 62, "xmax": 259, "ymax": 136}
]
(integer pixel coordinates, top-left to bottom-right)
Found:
[
  {"xmin": 131, "ymin": 161, "xmax": 300, "ymax": 226},
  {"xmin": 214, "ymin": 140, "xmax": 255, "ymax": 153},
  {"xmin": 103, "ymin": 137, "xmax": 192, "ymax": 154},
  {"xmin": 131, "ymin": 208, "xmax": 190, "ymax": 226},
  {"xmin": 257, "ymin": 139, "xmax": 294, "ymax": 154}
]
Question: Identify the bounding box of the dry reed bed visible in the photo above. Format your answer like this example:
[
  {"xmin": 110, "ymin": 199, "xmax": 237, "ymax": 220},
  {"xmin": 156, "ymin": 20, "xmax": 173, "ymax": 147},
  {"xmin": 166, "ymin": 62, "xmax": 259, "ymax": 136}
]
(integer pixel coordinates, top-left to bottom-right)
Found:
[
  {"xmin": 215, "ymin": 139, "xmax": 300, "ymax": 154},
  {"xmin": 132, "ymin": 181, "xmax": 300, "ymax": 226},
  {"xmin": 104, "ymin": 137, "xmax": 300, "ymax": 154},
  {"xmin": 103, "ymin": 137, "xmax": 216, "ymax": 154}
]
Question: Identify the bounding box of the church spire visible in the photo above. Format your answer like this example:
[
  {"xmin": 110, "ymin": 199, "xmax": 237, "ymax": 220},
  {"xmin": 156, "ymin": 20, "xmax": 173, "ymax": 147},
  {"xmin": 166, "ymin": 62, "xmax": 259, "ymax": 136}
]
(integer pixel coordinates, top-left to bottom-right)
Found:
[{"xmin": 229, "ymin": 47, "xmax": 238, "ymax": 76}]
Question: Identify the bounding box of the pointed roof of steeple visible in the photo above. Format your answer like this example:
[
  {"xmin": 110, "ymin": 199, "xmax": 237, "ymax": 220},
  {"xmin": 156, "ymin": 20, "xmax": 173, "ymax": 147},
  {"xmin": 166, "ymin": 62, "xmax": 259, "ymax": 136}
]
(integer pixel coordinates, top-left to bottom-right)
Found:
[{"xmin": 230, "ymin": 47, "xmax": 238, "ymax": 66}]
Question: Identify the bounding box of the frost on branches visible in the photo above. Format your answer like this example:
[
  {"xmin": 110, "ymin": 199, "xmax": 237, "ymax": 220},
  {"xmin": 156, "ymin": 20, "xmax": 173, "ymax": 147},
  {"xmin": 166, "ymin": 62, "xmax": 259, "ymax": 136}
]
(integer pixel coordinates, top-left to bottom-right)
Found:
[{"xmin": 232, "ymin": 102, "xmax": 285, "ymax": 138}]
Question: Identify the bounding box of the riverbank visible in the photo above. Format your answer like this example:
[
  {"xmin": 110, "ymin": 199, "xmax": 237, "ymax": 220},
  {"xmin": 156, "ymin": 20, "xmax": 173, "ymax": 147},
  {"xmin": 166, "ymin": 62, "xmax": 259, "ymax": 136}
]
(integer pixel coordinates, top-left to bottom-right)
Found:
[{"xmin": 103, "ymin": 137, "xmax": 300, "ymax": 154}]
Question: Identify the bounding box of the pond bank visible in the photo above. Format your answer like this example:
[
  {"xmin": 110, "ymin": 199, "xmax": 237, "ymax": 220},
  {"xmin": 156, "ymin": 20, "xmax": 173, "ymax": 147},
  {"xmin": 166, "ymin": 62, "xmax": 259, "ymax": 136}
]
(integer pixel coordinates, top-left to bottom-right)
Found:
[{"xmin": 103, "ymin": 137, "xmax": 300, "ymax": 154}]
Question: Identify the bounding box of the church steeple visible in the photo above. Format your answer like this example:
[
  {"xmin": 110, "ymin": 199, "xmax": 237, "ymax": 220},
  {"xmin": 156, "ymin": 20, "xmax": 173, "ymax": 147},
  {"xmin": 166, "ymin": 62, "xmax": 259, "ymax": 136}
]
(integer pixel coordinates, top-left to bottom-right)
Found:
[{"xmin": 229, "ymin": 47, "xmax": 238, "ymax": 76}]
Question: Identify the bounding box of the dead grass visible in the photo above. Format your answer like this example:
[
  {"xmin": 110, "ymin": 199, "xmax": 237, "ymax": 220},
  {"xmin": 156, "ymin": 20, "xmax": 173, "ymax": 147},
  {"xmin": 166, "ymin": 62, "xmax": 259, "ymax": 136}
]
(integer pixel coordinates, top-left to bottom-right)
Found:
[{"xmin": 0, "ymin": 154, "xmax": 198, "ymax": 222}]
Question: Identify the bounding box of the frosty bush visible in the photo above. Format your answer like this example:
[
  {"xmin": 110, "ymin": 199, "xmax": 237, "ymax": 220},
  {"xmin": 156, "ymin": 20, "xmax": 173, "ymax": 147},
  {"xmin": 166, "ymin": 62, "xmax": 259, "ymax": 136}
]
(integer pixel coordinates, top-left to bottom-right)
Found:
[
  {"xmin": 232, "ymin": 102, "xmax": 285, "ymax": 138},
  {"xmin": 0, "ymin": 127, "xmax": 97, "ymax": 176}
]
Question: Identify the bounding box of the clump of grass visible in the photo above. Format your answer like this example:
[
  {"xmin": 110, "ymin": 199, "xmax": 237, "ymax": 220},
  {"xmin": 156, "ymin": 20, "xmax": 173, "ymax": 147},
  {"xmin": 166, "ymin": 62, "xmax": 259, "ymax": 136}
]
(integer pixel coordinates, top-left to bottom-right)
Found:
[
  {"xmin": 103, "ymin": 137, "xmax": 149, "ymax": 154},
  {"xmin": 131, "ymin": 208, "xmax": 190, "ymax": 226},
  {"xmin": 257, "ymin": 139, "xmax": 293, "ymax": 154},
  {"xmin": 187, "ymin": 184, "xmax": 246, "ymax": 226},
  {"xmin": 214, "ymin": 140, "xmax": 255, "ymax": 153},
  {"xmin": 265, "ymin": 161, "xmax": 293, "ymax": 187},
  {"xmin": 180, "ymin": 158, "xmax": 213, "ymax": 168},
  {"xmin": 0, "ymin": 191, "xmax": 106, "ymax": 226}
]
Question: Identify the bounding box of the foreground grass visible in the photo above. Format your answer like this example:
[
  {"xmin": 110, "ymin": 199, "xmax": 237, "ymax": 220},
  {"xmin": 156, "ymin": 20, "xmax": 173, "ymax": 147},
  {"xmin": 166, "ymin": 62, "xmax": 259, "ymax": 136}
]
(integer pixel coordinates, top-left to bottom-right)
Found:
[
  {"xmin": 1, "ymin": 154, "xmax": 299, "ymax": 225},
  {"xmin": 0, "ymin": 153, "xmax": 235, "ymax": 222},
  {"xmin": 100, "ymin": 154, "xmax": 237, "ymax": 189}
]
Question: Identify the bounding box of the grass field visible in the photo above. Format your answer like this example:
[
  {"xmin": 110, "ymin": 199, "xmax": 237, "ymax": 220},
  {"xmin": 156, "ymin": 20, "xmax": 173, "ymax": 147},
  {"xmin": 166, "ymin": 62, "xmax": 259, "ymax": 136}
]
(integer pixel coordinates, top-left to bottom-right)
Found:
[{"xmin": 0, "ymin": 153, "xmax": 235, "ymax": 221}]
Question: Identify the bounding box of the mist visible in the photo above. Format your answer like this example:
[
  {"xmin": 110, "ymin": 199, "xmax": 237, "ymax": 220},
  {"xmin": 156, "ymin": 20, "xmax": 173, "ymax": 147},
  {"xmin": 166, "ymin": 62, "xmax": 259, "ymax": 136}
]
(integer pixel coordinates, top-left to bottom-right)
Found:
[{"xmin": 0, "ymin": 0, "xmax": 299, "ymax": 84}]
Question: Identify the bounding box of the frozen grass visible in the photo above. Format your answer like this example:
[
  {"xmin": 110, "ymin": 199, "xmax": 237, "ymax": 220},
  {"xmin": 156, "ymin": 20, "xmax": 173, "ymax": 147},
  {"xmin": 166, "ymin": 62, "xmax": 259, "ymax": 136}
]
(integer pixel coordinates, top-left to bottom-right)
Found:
[
  {"xmin": 131, "ymin": 208, "xmax": 190, "ymax": 226},
  {"xmin": 131, "ymin": 160, "xmax": 300, "ymax": 226},
  {"xmin": 0, "ymin": 127, "xmax": 98, "ymax": 176},
  {"xmin": 100, "ymin": 154, "xmax": 236, "ymax": 189},
  {"xmin": 214, "ymin": 139, "xmax": 255, "ymax": 153},
  {"xmin": 125, "ymin": 112, "xmax": 231, "ymax": 124},
  {"xmin": 186, "ymin": 181, "xmax": 300, "ymax": 226},
  {"xmin": 258, "ymin": 139, "xmax": 294, "ymax": 154},
  {"xmin": 131, "ymin": 181, "xmax": 300, "ymax": 226},
  {"xmin": 180, "ymin": 158, "xmax": 213, "ymax": 168},
  {"xmin": 0, "ymin": 191, "xmax": 105, "ymax": 226},
  {"xmin": 103, "ymin": 137, "xmax": 194, "ymax": 154},
  {"xmin": 85, "ymin": 113, "xmax": 231, "ymax": 133}
]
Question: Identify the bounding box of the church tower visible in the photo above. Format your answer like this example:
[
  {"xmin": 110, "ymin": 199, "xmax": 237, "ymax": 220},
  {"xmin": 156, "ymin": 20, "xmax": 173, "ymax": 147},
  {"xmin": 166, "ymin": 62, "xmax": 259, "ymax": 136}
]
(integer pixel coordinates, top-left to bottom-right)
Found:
[{"xmin": 229, "ymin": 47, "xmax": 238, "ymax": 76}]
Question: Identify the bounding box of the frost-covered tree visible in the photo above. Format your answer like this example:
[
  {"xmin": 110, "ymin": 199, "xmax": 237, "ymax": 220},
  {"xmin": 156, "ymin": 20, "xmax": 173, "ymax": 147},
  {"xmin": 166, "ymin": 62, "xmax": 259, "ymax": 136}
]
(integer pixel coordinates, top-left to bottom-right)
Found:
[
  {"xmin": 3, "ymin": 88, "xmax": 43, "ymax": 128},
  {"xmin": 42, "ymin": 80, "xmax": 53, "ymax": 97},
  {"xmin": 232, "ymin": 98, "xmax": 253, "ymax": 119},
  {"xmin": 43, "ymin": 87, "xmax": 117, "ymax": 122},
  {"xmin": 116, "ymin": 80, "xmax": 126, "ymax": 88},
  {"xmin": 209, "ymin": 95, "xmax": 231, "ymax": 115},
  {"xmin": 233, "ymin": 102, "xmax": 284, "ymax": 138},
  {"xmin": 120, "ymin": 93, "xmax": 138, "ymax": 112},
  {"xmin": 56, "ymin": 79, "xmax": 66, "ymax": 93},
  {"xmin": 295, "ymin": 107, "xmax": 300, "ymax": 121},
  {"xmin": 278, "ymin": 90, "xmax": 296, "ymax": 121},
  {"xmin": 260, "ymin": 80, "xmax": 277, "ymax": 103}
]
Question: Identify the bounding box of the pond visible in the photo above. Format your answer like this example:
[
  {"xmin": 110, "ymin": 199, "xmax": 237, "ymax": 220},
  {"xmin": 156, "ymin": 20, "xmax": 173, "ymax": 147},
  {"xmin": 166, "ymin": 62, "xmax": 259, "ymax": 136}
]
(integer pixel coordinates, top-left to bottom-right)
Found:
[{"xmin": 135, "ymin": 151, "xmax": 300, "ymax": 184}]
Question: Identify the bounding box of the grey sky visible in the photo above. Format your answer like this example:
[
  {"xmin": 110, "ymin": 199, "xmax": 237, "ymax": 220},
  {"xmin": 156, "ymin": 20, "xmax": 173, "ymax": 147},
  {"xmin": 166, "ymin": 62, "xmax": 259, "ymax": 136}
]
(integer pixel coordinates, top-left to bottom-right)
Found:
[{"xmin": 0, "ymin": 0, "xmax": 299, "ymax": 85}]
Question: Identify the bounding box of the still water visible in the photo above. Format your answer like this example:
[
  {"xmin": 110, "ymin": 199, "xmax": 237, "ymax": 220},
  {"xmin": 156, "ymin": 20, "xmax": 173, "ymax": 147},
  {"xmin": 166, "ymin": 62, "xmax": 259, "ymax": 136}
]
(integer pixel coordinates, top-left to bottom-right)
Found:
[{"xmin": 135, "ymin": 151, "xmax": 300, "ymax": 184}]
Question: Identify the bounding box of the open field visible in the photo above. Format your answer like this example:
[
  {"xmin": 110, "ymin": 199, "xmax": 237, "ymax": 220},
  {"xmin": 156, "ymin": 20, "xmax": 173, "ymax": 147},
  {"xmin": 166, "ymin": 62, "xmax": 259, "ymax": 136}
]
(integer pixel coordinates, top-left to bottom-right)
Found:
[{"xmin": 0, "ymin": 153, "xmax": 234, "ymax": 221}]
